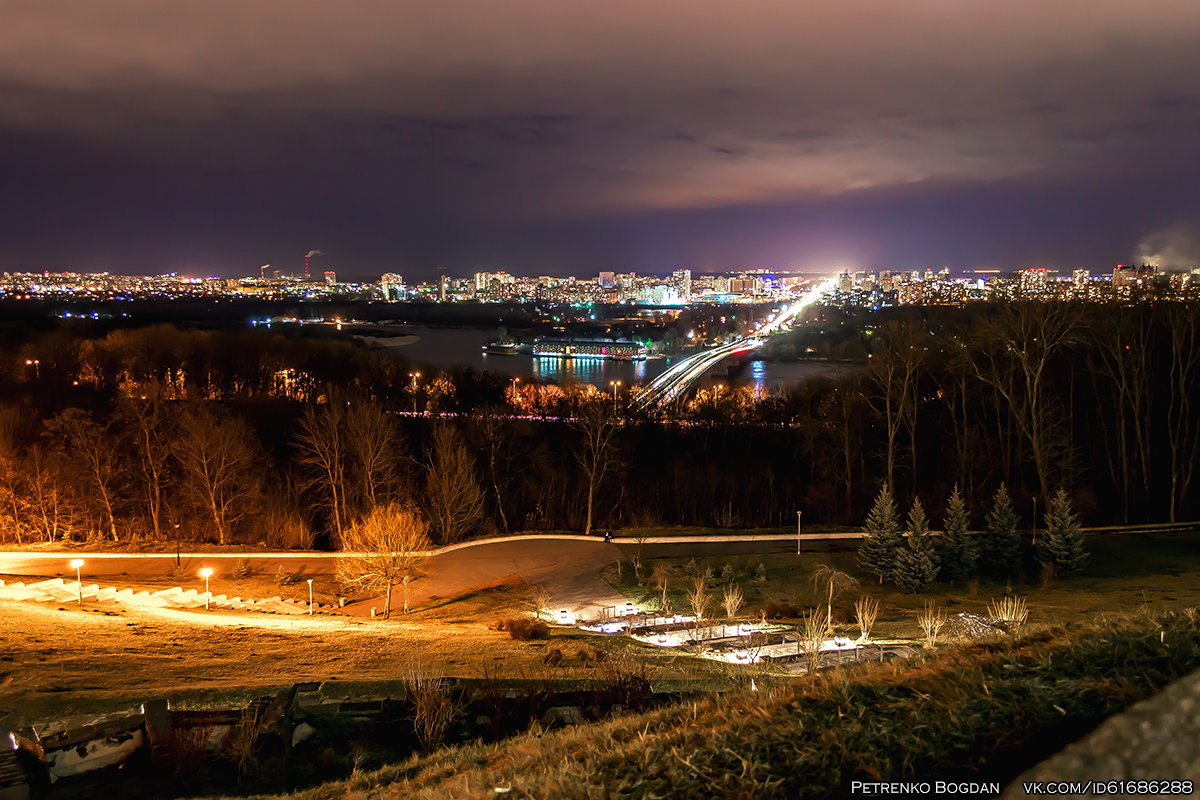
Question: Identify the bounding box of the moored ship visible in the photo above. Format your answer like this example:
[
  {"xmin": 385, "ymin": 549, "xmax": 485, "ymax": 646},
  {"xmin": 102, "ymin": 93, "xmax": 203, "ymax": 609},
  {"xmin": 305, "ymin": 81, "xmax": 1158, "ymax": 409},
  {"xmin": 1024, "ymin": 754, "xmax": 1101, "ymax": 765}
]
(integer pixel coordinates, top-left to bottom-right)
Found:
[{"xmin": 532, "ymin": 338, "xmax": 648, "ymax": 361}]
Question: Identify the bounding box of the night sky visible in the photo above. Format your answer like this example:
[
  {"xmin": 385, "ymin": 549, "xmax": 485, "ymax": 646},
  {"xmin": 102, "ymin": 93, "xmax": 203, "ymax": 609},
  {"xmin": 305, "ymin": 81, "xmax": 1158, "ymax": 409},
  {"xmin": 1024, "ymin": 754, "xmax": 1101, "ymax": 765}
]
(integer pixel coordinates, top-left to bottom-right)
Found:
[{"xmin": 2, "ymin": 1, "xmax": 1199, "ymax": 279}]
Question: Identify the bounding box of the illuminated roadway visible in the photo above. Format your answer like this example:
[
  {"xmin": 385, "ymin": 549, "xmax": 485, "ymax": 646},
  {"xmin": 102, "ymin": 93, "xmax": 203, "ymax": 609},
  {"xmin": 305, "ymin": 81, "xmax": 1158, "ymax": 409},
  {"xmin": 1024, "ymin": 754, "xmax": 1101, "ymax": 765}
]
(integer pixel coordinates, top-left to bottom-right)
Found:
[{"xmin": 636, "ymin": 277, "xmax": 838, "ymax": 409}]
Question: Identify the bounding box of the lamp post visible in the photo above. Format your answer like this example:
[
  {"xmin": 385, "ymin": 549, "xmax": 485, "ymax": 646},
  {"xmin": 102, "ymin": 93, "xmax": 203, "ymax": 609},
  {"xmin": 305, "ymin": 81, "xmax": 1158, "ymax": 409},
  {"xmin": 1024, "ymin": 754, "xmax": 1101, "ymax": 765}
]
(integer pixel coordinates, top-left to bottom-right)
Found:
[
  {"xmin": 307, "ymin": 579, "xmax": 314, "ymax": 615},
  {"xmin": 24, "ymin": 358, "xmax": 39, "ymax": 380},
  {"xmin": 199, "ymin": 567, "xmax": 213, "ymax": 610},
  {"xmin": 409, "ymin": 371, "xmax": 421, "ymax": 414},
  {"xmin": 70, "ymin": 559, "xmax": 84, "ymax": 605},
  {"xmin": 609, "ymin": 380, "xmax": 621, "ymax": 410},
  {"xmin": 1032, "ymin": 496, "xmax": 1038, "ymax": 545},
  {"xmin": 796, "ymin": 511, "xmax": 803, "ymax": 555}
]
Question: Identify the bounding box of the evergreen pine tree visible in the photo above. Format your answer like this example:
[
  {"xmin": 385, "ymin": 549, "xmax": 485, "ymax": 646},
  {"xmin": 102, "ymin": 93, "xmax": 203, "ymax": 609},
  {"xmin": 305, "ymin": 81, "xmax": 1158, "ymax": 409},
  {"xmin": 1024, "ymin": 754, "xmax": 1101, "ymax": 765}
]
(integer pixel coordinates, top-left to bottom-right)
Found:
[
  {"xmin": 938, "ymin": 484, "xmax": 977, "ymax": 583},
  {"xmin": 1035, "ymin": 487, "xmax": 1088, "ymax": 576},
  {"xmin": 857, "ymin": 485, "xmax": 903, "ymax": 584},
  {"xmin": 894, "ymin": 499, "xmax": 938, "ymax": 593},
  {"xmin": 981, "ymin": 483, "xmax": 1021, "ymax": 578}
]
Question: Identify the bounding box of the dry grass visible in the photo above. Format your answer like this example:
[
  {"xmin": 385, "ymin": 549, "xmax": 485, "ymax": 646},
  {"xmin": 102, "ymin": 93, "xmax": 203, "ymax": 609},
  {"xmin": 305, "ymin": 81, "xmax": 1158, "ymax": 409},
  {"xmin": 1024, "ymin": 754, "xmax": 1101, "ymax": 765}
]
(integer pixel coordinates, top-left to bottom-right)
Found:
[
  {"xmin": 988, "ymin": 595, "xmax": 1030, "ymax": 630},
  {"xmin": 0, "ymin": 579, "xmax": 732, "ymax": 725},
  {"xmin": 798, "ymin": 607, "xmax": 828, "ymax": 674},
  {"xmin": 255, "ymin": 609, "xmax": 1200, "ymax": 800}
]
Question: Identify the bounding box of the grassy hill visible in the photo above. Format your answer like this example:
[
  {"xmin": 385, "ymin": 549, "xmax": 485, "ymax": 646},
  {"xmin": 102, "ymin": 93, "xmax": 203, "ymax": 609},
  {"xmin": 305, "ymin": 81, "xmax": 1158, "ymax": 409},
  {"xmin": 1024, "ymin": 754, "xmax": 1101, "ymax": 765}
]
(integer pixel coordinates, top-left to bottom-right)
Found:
[{"xmin": 221, "ymin": 609, "xmax": 1200, "ymax": 800}]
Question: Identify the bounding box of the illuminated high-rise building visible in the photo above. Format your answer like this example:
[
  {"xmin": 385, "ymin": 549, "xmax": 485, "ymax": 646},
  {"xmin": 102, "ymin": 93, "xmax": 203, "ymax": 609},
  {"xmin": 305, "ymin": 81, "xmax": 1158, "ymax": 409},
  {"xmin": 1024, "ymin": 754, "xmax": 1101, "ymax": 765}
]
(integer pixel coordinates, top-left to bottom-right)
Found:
[{"xmin": 671, "ymin": 268, "xmax": 692, "ymax": 298}]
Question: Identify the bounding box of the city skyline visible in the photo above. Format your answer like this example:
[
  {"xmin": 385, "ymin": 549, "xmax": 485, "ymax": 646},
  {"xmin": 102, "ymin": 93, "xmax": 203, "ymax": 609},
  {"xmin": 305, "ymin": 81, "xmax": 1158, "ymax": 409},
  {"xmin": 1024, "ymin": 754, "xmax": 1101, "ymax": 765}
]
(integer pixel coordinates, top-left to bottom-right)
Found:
[{"xmin": 2, "ymin": 2, "xmax": 1200, "ymax": 278}]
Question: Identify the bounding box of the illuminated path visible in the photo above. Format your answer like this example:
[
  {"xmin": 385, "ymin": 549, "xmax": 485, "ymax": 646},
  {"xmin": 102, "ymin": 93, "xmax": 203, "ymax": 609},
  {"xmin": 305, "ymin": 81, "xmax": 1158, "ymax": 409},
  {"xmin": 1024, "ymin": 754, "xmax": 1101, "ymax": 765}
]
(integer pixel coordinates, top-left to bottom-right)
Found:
[{"xmin": 636, "ymin": 277, "xmax": 838, "ymax": 410}]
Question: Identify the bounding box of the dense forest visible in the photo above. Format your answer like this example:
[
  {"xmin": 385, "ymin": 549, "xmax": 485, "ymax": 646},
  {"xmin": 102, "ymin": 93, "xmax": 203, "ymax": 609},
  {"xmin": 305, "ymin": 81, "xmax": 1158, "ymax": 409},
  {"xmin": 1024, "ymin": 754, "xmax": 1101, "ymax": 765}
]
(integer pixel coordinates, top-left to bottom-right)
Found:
[{"xmin": 0, "ymin": 300, "xmax": 1197, "ymax": 548}]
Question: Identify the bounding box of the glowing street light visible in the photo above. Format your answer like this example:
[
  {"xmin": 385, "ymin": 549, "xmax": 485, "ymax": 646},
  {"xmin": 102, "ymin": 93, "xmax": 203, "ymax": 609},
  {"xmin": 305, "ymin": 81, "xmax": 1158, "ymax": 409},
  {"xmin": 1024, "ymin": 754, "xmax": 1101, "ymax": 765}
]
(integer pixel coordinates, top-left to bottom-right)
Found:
[
  {"xmin": 69, "ymin": 559, "xmax": 84, "ymax": 604},
  {"xmin": 307, "ymin": 578, "xmax": 314, "ymax": 616},
  {"xmin": 609, "ymin": 379, "xmax": 621, "ymax": 409},
  {"xmin": 199, "ymin": 567, "xmax": 214, "ymax": 610},
  {"xmin": 408, "ymin": 371, "xmax": 422, "ymax": 413}
]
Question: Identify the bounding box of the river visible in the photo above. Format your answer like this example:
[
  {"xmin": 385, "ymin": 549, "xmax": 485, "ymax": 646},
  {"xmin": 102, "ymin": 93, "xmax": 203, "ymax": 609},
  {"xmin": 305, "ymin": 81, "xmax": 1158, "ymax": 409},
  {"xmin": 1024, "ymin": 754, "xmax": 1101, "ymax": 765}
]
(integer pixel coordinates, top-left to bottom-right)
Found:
[{"xmin": 361, "ymin": 326, "xmax": 859, "ymax": 391}]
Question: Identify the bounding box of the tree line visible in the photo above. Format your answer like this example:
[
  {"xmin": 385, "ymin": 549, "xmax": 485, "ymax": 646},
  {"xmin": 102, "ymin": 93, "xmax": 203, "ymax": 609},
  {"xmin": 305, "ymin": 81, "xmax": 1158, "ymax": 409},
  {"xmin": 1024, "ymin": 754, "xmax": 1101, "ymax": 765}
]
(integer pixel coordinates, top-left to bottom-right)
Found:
[{"xmin": 0, "ymin": 300, "xmax": 1197, "ymax": 546}]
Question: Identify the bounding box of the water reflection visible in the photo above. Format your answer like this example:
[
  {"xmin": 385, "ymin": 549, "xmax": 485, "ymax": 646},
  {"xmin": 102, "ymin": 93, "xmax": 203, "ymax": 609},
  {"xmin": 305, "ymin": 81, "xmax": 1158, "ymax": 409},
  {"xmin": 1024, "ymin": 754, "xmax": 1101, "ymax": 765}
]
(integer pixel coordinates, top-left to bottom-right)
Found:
[
  {"xmin": 378, "ymin": 326, "xmax": 852, "ymax": 390},
  {"xmin": 750, "ymin": 360, "xmax": 767, "ymax": 392},
  {"xmin": 531, "ymin": 356, "xmax": 648, "ymax": 385}
]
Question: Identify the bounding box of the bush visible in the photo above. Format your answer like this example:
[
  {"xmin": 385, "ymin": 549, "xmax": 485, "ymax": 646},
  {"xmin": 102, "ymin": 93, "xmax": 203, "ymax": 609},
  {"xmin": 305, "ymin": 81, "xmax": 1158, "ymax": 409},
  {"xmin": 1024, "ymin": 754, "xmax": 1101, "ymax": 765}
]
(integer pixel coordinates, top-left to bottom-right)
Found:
[
  {"xmin": 541, "ymin": 647, "xmax": 564, "ymax": 666},
  {"xmin": 275, "ymin": 566, "xmax": 302, "ymax": 586},
  {"xmin": 501, "ymin": 618, "xmax": 549, "ymax": 640},
  {"xmin": 233, "ymin": 559, "xmax": 251, "ymax": 579},
  {"xmin": 760, "ymin": 601, "xmax": 799, "ymax": 619}
]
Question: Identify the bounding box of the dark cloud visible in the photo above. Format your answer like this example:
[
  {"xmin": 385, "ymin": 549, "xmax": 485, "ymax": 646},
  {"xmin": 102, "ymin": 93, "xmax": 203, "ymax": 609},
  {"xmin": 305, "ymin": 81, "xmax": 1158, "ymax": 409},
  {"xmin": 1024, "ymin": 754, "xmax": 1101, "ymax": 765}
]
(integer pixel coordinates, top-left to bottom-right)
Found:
[{"xmin": 0, "ymin": 1, "xmax": 1198, "ymax": 276}]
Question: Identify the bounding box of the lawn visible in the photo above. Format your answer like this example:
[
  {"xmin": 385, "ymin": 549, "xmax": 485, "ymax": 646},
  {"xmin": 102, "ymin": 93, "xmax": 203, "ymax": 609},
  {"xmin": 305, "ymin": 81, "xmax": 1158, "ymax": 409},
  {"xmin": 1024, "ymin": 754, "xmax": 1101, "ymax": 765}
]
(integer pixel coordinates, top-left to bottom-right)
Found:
[
  {"xmin": 602, "ymin": 530, "xmax": 1200, "ymax": 641},
  {"xmin": 0, "ymin": 579, "xmax": 735, "ymax": 725},
  {"xmin": 220, "ymin": 608, "xmax": 1200, "ymax": 800}
]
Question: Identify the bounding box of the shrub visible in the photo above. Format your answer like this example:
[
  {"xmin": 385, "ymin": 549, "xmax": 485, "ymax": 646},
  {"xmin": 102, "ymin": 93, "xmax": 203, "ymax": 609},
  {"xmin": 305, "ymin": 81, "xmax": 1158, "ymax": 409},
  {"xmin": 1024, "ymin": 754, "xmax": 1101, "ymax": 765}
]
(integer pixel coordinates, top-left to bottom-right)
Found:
[
  {"xmin": 760, "ymin": 601, "xmax": 799, "ymax": 619},
  {"xmin": 502, "ymin": 618, "xmax": 550, "ymax": 640},
  {"xmin": 854, "ymin": 595, "xmax": 880, "ymax": 642},
  {"xmin": 541, "ymin": 647, "xmax": 564, "ymax": 667},
  {"xmin": 232, "ymin": 559, "xmax": 251, "ymax": 579},
  {"xmin": 275, "ymin": 566, "xmax": 302, "ymax": 586}
]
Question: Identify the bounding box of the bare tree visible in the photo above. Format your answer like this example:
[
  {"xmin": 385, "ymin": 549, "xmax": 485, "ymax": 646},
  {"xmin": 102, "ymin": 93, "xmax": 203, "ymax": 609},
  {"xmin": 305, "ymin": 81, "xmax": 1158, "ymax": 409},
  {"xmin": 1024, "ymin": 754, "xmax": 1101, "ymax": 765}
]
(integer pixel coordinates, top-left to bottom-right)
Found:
[
  {"xmin": 970, "ymin": 304, "xmax": 1080, "ymax": 502},
  {"xmin": 652, "ymin": 563, "xmax": 671, "ymax": 613},
  {"xmin": 175, "ymin": 407, "xmax": 261, "ymax": 545},
  {"xmin": 473, "ymin": 407, "xmax": 512, "ymax": 534},
  {"xmin": 293, "ymin": 402, "xmax": 349, "ymax": 542},
  {"xmin": 869, "ymin": 319, "xmax": 926, "ymax": 491},
  {"xmin": 810, "ymin": 564, "xmax": 859, "ymax": 628},
  {"xmin": 119, "ymin": 397, "xmax": 173, "ymax": 540},
  {"xmin": 722, "ymin": 582, "xmax": 745, "ymax": 619},
  {"xmin": 424, "ymin": 423, "xmax": 486, "ymax": 544},
  {"xmin": 573, "ymin": 404, "xmax": 620, "ymax": 536},
  {"xmin": 917, "ymin": 599, "xmax": 948, "ymax": 648},
  {"xmin": 345, "ymin": 401, "xmax": 403, "ymax": 512},
  {"xmin": 48, "ymin": 409, "xmax": 124, "ymax": 541},
  {"xmin": 1165, "ymin": 304, "xmax": 1200, "ymax": 522},
  {"xmin": 337, "ymin": 502, "xmax": 432, "ymax": 618},
  {"xmin": 854, "ymin": 595, "xmax": 880, "ymax": 642},
  {"xmin": 1090, "ymin": 308, "xmax": 1152, "ymax": 522},
  {"xmin": 686, "ymin": 576, "xmax": 710, "ymax": 650},
  {"xmin": 22, "ymin": 445, "xmax": 83, "ymax": 542},
  {"xmin": 530, "ymin": 583, "xmax": 552, "ymax": 618}
]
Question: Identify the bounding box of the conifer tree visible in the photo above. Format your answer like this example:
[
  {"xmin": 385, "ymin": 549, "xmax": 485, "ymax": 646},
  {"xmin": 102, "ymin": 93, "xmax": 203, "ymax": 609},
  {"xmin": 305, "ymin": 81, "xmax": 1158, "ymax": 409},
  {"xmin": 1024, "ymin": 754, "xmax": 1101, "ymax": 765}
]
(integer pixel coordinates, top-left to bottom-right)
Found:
[
  {"xmin": 894, "ymin": 498, "xmax": 938, "ymax": 593},
  {"xmin": 939, "ymin": 484, "xmax": 977, "ymax": 583},
  {"xmin": 857, "ymin": 485, "xmax": 903, "ymax": 584},
  {"xmin": 982, "ymin": 483, "xmax": 1021, "ymax": 578},
  {"xmin": 1035, "ymin": 487, "xmax": 1088, "ymax": 576}
]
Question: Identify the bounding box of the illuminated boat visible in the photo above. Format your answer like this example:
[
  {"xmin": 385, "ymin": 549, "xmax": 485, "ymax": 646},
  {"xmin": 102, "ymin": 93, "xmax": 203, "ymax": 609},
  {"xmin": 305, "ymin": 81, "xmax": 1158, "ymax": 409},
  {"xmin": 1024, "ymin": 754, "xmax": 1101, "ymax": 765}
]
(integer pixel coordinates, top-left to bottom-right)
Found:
[{"xmin": 532, "ymin": 339, "xmax": 648, "ymax": 361}]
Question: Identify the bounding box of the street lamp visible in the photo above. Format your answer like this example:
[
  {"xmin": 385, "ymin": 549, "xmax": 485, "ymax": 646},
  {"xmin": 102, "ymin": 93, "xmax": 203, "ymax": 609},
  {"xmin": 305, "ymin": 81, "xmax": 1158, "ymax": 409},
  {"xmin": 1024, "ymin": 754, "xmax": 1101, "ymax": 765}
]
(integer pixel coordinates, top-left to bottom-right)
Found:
[
  {"xmin": 70, "ymin": 559, "xmax": 84, "ymax": 605},
  {"xmin": 24, "ymin": 359, "xmax": 39, "ymax": 379},
  {"xmin": 609, "ymin": 379, "xmax": 621, "ymax": 410},
  {"xmin": 409, "ymin": 371, "xmax": 422, "ymax": 413},
  {"xmin": 1032, "ymin": 496, "xmax": 1038, "ymax": 545},
  {"xmin": 307, "ymin": 579, "xmax": 314, "ymax": 615},
  {"xmin": 199, "ymin": 567, "xmax": 213, "ymax": 610},
  {"xmin": 796, "ymin": 511, "xmax": 803, "ymax": 555}
]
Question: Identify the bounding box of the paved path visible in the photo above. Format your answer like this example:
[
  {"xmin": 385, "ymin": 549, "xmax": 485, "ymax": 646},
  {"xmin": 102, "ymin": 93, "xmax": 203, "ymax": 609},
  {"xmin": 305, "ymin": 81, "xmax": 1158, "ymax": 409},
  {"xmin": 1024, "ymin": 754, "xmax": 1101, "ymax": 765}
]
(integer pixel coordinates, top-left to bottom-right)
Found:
[
  {"xmin": 345, "ymin": 538, "xmax": 626, "ymax": 618},
  {"xmin": 0, "ymin": 539, "xmax": 629, "ymax": 620}
]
